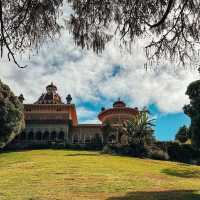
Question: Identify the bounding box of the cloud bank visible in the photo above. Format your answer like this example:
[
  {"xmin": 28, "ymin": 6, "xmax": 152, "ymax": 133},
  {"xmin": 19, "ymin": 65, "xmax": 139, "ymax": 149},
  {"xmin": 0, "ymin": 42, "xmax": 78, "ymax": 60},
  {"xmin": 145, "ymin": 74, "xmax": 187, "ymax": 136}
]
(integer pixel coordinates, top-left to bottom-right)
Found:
[{"xmin": 0, "ymin": 28, "xmax": 199, "ymax": 123}]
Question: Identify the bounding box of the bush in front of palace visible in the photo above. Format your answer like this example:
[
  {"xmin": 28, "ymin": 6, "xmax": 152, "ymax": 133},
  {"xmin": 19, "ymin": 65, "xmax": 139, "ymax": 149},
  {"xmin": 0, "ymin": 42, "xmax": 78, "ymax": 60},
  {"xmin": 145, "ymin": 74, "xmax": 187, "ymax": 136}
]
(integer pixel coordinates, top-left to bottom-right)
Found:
[{"xmin": 0, "ymin": 80, "xmax": 24, "ymax": 149}]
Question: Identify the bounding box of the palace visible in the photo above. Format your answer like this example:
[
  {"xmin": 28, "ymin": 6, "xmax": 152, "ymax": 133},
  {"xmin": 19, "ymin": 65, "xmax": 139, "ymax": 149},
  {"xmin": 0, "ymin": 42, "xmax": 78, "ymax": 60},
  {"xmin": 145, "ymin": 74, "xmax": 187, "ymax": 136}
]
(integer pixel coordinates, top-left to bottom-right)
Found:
[{"xmin": 10, "ymin": 83, "xmax": 139, "ymax": 149}]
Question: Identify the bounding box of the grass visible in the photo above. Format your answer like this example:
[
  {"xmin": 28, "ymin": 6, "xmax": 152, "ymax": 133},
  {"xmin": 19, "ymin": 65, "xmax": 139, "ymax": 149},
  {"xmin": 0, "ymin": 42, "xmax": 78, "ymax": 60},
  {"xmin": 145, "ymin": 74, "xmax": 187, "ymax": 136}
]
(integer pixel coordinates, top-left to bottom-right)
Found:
[{"xmin": 0, "ymin": 150, "xmax": 200, "ymax": 200}]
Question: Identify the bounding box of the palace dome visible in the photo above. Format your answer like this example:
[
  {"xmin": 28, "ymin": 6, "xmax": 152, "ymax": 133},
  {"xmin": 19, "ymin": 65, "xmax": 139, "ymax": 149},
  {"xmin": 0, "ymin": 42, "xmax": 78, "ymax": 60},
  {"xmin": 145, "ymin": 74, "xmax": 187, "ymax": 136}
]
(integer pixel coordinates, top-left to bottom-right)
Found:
[
  {"xmin": 98, "ymin": 99, "xmax": 139, "ymax": 124},
  {"xmin": 35, "ymin": 82, "xmax": 63, "ymax": 104},
  {"xmin": 113, "ymin": 98, "xmax": 126, "ymax": 108},
  {"xmin": 46, "ymin": 82, "xmax": 57, "ymax": 91}
]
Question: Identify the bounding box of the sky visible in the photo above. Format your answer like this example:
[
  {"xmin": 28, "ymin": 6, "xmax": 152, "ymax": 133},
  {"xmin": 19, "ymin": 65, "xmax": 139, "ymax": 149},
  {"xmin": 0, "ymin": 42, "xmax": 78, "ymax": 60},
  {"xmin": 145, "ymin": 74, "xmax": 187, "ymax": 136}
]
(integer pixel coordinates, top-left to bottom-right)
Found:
[{"xmin": 0, "ymin": 4, "xmax": 199, "ymax": 141}]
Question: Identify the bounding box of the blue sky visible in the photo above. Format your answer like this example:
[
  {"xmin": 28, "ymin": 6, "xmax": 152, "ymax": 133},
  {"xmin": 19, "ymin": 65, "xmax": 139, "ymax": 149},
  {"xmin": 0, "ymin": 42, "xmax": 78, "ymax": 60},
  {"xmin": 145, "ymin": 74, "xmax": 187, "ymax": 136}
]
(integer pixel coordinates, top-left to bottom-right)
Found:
[
  {"xmin": 148, "ymin": 104, "xmax": 190, "ymax": 141},
  {"xmin": 0, "ymin": 7, "xmax": 198, "ymax": 141},
  {"xmin": 155, "ymin": 112, "xmax": 190, "ymax": 141}
]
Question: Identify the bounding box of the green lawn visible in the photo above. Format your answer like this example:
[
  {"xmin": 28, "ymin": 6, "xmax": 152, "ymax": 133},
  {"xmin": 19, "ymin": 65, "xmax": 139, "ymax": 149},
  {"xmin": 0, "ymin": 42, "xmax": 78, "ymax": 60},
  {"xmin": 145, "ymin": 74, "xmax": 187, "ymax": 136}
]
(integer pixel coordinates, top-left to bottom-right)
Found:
[{"xmin": 0, "ymin": 150, "xmax": 200, "ymax": 200}]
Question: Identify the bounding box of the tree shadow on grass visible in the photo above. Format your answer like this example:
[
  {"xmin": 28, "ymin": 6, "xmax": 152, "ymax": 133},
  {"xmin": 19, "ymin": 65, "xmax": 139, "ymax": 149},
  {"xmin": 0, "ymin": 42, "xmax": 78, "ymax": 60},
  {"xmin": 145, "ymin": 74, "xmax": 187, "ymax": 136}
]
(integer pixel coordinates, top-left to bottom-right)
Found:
[
  {"xmin": 65, "ymin": 153, "xmax": 100, "ymax": 157},
  {"xmin": 106, "ymin": 190, "xmax": 200, "ymax": 200},
  {"xmin": 162, "ymin": 168, "xmax": 200, "ymax": 178}
]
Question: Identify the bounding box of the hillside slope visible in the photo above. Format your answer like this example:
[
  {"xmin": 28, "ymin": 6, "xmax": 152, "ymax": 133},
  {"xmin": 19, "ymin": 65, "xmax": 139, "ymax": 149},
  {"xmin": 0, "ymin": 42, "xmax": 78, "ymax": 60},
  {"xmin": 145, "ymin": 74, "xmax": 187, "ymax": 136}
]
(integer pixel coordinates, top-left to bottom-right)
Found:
[{"xmin": 0, "ymin": 150, "xmax": 200, "ymax": 200}]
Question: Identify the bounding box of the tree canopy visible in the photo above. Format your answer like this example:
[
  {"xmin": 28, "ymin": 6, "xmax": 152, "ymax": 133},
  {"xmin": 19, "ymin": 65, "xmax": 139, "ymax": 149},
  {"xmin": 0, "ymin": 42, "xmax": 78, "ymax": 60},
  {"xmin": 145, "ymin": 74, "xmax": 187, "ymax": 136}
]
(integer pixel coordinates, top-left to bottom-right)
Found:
[
  {"xmin": 0, "ymin": 80, "xmax": 24, "ymax": 149},
  {"xmin": 184, "ymin": 79, "xmax": 200, "ymax": 149},
  {"xmin": 68, "ymin": 0, "xmax": 200, "ymax": 65},
  {"xmin": 0, "ymin": 0, "xmax": 62, "ymax": 68},
  {"xmin": 0, "ymin": 0, "xmax": 200, "ymax": 67}
]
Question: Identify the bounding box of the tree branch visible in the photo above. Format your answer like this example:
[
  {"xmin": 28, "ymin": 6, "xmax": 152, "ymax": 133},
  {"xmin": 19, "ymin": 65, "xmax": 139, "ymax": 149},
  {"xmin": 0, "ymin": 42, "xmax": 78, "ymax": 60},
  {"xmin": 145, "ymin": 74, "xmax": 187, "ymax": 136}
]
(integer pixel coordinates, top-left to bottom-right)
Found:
[
  {"xmin": 149, "ymin": 0, "xmax": 174, "ymax": 28},
  {"xmin": 0, "ymin": 0, "xmax": 27, "ymax": 68}
]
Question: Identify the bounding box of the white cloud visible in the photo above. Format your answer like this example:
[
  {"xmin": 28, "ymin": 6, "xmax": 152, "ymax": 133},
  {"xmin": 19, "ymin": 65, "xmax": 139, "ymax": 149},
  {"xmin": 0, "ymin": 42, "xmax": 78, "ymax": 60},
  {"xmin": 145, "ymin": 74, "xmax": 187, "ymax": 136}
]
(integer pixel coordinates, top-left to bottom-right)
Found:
[
  {"xmin": 79, "ymin": 119, "xmax": 101, "ymax": 124},
  {"xmin": 76, "ymin": 107, "xmax": 97, "ymax": 119}
]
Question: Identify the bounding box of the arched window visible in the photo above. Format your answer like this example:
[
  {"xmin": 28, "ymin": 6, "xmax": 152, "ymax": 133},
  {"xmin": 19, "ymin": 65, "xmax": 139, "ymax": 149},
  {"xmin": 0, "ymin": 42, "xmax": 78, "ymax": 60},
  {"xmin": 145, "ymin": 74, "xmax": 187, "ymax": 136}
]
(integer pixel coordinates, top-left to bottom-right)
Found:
[
  {"xmin": 20, "ymin": 131, "xmax": 26, "ymax": 140},
  {"xmin": 36, "ymin": 131, "xmax": 42, "ymax": 140},
  {"xmin": 73, "ymin": 134, "xmax": 78, "ymax": 144},
  {"xmin": 28, "ymin": 131, "xmax": 34, "ymax": 140},
  {"xmin": 50, "ymin": 131, "xmax": 57, "ymax": 141},
  {"xmin": 108, "ymin": 133, "xmax": 117, "ymax": 143},
  {"xmin": 93, "ymin": 133, "xmax": 102, "ymax": 145},
  {"xmin": 85, "ymin": 136, "xmax": 91, "ymax": 144},
  {"xmin": 43, "ymin": 131, "xmax": 49, "ymax": 140},
  {"xmin": 58, "ymin": 131, "xmax": 65, "ymax": 140}
]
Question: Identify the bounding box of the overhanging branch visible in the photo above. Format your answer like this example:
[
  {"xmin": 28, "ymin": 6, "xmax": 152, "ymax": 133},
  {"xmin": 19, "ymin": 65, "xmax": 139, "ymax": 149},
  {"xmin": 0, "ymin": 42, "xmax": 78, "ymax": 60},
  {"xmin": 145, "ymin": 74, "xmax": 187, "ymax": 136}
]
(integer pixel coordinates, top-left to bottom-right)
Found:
[
  {"xmin": 0, "ymin": 0, "xmax": 27, "ymax": 68},
  {"xmin": 148, "ymin": 0, "xmax": 174, "ymax": 28}
]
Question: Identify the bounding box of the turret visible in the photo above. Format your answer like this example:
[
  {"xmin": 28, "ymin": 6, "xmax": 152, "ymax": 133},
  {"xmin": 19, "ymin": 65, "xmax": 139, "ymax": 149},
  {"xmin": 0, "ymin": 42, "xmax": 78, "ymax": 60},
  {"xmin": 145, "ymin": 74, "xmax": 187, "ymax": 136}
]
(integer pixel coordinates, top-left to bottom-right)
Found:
[
  {"xmin": 101, "ymin": 107, "xmax": 106, "ymax": 112},
  {"xmin": 66, "ymin": 94, "xmax": 72, "ymax": 104},
  {"xmin": 18, "ymin": 94, "xmax": 25, "ymax": 103},
  {"xmin": 34, "ymin": 82, "xmax": 63, "ymax": 104}
]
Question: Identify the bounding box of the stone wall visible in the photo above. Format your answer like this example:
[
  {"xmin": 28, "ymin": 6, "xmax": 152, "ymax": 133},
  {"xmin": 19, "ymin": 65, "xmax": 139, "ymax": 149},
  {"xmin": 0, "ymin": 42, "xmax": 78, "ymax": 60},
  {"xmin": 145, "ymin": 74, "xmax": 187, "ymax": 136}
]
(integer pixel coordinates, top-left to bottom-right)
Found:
[{"xmin": 70, "ymin": 124, "xmax": 103, "ymax": 146}]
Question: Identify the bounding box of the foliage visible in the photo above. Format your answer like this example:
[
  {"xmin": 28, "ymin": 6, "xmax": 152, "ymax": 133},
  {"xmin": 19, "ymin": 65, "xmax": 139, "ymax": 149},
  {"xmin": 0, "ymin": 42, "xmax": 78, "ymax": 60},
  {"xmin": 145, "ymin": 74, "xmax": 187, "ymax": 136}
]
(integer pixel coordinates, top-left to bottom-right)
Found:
[
  {"xmin": 67, "ymin": 0, "xmax": 200, "ymax": 65},
  {"xmin": 147, "ymin": 147, "xmax": 169, "ymax": 161},
  {"xmin": 0, "ymin": 80, "xmax": 24, "ymax": 149},
  {"xmin": 0, "ymin": 0, "xmax": 63, "ymax": 67},
  {"xmin": 122, "ymin": 109, "xmax": 155, "ymax": 145},
  {"xmin": 175, "ymin": 125, "xmax": 190, "ymax": 143},
  {"xmin": 102, "ymin": 144, "xmax": 117, "ymax": 155},
  {"xmin": 1, "ymin": 0, "xmax": 200, "ymax": 67},
  {"xmin": 128, "ymin": 143, "xmax": 149, "ymax": 157},
  {"xmin": 154, "ymin": 141, "xmax": 173, "ymax": 152},
  {"xmin": 167, "ymin": 143, "xmax": 200, "ymax": 164},
  {"xmin": 102, "ymin": 143, "xmax": 148, "ymax": 157},
  {"xmin": 184, "ymin": 79, "xmax": 200, "ymax": 149}
]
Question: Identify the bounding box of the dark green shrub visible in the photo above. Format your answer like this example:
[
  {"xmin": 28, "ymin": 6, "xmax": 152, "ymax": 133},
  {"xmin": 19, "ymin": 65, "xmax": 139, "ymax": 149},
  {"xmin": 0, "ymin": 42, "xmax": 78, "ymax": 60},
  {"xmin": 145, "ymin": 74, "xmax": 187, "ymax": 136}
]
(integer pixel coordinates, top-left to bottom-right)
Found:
[
  {"xmin": 102, "ymin": 145, "xmax": 117, "ymax": 154},
  {"xmin": 167, "ymin": 143, "xmax": 199, "ymax": 163},
  {"xmin": 128, "ymin": 143, "xmax": 148, "ymax": 157},
  {"xmin": 102, "ymin": 143, "xmax": 148, "ymax": 157},
  {"xmin": 167, "ymin": 143, "xmax": 184, "ymax": 162}
]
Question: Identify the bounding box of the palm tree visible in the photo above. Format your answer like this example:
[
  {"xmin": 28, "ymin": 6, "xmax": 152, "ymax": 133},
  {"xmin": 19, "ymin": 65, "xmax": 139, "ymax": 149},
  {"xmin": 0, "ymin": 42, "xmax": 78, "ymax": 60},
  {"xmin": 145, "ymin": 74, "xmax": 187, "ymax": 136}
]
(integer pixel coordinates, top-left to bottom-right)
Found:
[{"xmin": 122, "ymin": 109, "xmax": 155, "ymax": 145}]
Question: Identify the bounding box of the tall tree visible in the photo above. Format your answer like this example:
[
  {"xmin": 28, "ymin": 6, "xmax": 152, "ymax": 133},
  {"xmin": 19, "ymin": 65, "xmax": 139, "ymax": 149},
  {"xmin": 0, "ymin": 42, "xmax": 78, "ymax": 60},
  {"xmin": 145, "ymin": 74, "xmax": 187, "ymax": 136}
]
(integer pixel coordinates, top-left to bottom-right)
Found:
[
  {"xmin": 0, "ymin": 80, "xmax": 24, "ymax": 149},
  {"xmin": 184, "ymin": 78, "xmax": 200, "ymax": 149},
  {"xmin": 0, "ymin": 0, "xmax": 200, "ymax": 67},
  {"xmin": 122, "ymin": 109, "xmax": 155, "ymax": 145}
]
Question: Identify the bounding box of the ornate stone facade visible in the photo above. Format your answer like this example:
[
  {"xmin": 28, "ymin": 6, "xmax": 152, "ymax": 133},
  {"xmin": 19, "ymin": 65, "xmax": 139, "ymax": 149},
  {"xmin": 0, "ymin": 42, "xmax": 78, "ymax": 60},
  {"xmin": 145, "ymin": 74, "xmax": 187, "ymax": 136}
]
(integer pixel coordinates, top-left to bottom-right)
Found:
[{"xmin": 9, "ymin": 84, "xmax": 139, "ymax": 149}]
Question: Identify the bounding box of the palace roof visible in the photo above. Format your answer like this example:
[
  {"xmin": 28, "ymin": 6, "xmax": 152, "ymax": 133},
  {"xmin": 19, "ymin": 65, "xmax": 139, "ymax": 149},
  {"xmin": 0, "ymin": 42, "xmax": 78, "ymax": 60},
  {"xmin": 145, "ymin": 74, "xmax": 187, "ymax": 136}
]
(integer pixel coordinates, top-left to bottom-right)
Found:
[
  {"xmin": 113, "ymin": 98, "xmax": 126, "ymax": 108},
  {"xmin": 35, "ymin": 82, "xmax": 63, "ymax": 104}
]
